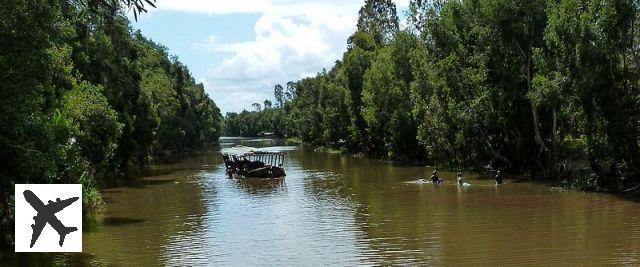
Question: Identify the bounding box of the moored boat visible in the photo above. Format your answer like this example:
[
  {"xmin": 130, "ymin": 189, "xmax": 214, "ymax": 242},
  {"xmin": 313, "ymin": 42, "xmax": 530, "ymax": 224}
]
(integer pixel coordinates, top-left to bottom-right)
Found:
[{"xmin": 222, "ymin": 147, "xmax": 286, "ymax": 178}]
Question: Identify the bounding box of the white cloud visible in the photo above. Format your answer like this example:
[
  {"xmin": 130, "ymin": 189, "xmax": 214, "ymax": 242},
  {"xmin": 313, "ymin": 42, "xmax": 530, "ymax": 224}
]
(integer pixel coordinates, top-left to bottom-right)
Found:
[
  {"xmin": 155, "ymin": 0, "xmax": 372, "ymax": 17},
  {"xmin": 155, "ymin": 0, "xmax": 409, "ymax": 113},
  {"xmin": 210, "ymin": 14, "xmax": 353, "ymax": 81}
]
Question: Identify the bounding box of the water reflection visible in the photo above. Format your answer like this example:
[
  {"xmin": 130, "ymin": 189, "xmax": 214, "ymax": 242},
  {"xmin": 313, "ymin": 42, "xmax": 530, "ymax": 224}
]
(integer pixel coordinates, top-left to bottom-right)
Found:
[
  {"xmin": 290, "ymin": 141, "xmax": 640, "ymax": 265},
  {"xmin": 102, "ymin": 217, "xmax": 147, "ymax": 226},
  {"xmin": 231, "ymin": 177, "xmax": 286, "ymax": 197},
  {"xmin": 4, "ymin": 138, "xmax": 640, "ymax": 265}
]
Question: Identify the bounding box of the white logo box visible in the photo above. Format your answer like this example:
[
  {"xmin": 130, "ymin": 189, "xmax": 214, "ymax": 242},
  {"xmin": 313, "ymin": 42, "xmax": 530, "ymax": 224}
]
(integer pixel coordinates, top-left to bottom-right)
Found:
[{"xmin": 14, "ymin": 184, "xmax": 82, "ymax": 252}]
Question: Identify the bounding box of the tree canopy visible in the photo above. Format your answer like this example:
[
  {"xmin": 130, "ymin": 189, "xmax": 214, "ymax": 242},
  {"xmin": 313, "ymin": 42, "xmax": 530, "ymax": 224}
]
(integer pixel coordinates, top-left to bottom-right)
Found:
[
  {"xmin": 223, "ymin": 0, "xmax": 640, "ymax": 193},
  {"xmin": 0, "ymin": 0, "xmax": 221, "ymax": 246}
]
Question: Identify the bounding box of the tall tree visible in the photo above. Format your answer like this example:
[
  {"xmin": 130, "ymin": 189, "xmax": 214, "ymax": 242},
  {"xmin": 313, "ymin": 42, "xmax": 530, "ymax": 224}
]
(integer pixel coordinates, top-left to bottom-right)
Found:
[
  {"xmin": 546, "ymin": 0, "xmax": 640, "ymax": 189},
  {"xmin": 264, "ymin": 99, "xmax": 272, "ymax": 109},
  {"xmin": 357, "ymin": 0, "xmax": 400, "ymax": 44},
  {"xmin": 252, "ymin": 103, "xmax": 262, "ymax": 112},
  {"xmin": 343, "ymin": 30, "xmax": 377, "ymax": 150},
  {"xmin": 274, "ymin": 84, "xmax": 284, "ymax": 107},
  {"xmin": 1, "ymin": 0, "xmax": 221, "ymax": 246}
]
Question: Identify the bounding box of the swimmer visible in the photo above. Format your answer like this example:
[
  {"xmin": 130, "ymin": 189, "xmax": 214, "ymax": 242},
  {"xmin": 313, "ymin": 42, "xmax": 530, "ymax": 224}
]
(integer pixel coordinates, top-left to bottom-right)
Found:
[
  {"xmin": 430, "ymin": 170, "xmax": 443, "ymax": 184},
  {"xmin": 495, "ymin": 170, "xmax": 503, "ymax": 185},
  {"xmin": 457, "ymin": 172, "xmax": 470, "ymax": 186}
]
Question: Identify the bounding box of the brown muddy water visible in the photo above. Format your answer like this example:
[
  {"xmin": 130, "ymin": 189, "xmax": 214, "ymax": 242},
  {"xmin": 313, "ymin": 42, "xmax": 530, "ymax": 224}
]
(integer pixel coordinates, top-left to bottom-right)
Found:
[{"xmin": 4, "ymin": 137, "xmax": 640, "ymax": 266}]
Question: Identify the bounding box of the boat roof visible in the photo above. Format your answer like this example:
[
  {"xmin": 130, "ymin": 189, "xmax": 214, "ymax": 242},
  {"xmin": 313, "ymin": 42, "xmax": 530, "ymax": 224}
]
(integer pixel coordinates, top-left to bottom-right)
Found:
[{"xmin": 221, "ymin": 146, "xmax": 285, "ymax": 156}]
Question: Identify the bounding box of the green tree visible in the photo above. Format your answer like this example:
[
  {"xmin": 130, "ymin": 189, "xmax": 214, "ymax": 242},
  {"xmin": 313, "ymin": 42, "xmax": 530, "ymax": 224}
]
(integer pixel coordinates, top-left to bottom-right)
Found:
[
  {"xmin": 274, "ymin": 84, "xmax": 284, "ymax": 107},
  {"xmin": 343, "ymin": 31, "xmax": 377, "ymax": 150},
  {"xmin": 546, "ymin": 0, "xmax": 640, "ymax": 189},
  {"xmin": 264, "ymin": 99, "xmax": 273, "ymax": 109},
  {"xmin": 357, "ymin": 0, "xmax": 400, "ymax": 44},
  {"xmin": 0, "ymin": 0, "xmax": 222, "ymax": 246}
]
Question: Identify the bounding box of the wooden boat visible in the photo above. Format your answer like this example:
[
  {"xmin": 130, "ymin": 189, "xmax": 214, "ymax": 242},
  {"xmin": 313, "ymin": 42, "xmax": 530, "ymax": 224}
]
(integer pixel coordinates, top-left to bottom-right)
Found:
[{"xmin": 222, "ymin": 148, "xmax": 286, "ymax": 178}]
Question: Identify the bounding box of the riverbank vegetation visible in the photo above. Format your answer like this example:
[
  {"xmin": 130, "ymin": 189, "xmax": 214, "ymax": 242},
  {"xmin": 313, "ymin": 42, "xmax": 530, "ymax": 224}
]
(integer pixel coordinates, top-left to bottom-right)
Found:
[
  {"xmin": 223, "ymin": 0, "xmax": 640, "ymax": 192},
  {"xmin": 1, "ymin": 0, "xmax": 222, "ymax": 246}
]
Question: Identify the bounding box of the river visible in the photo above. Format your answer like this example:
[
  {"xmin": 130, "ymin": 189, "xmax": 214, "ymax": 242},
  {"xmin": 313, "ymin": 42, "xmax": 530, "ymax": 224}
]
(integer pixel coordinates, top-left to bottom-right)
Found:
[{"xmin": 5, "ymin": 137, "xmax": 640, "ymax": 265}]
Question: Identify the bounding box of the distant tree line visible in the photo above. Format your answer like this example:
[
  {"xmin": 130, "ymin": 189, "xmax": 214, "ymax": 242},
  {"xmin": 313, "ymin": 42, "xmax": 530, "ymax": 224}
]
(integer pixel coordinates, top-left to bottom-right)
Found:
[
  {"xmin": 223, "ymin": 0, "xmax": 640, "ymax": 192},
  {"xmin": 0, "ymin": 0, "xmax": 221, "ymax": 245},
  {"xmin": 223, "ymin": 83, "xmax": 296, "ymax": 137}
]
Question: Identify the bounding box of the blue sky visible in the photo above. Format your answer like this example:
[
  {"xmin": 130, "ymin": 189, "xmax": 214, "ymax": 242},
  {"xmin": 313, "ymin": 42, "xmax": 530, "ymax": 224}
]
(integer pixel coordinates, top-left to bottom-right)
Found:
[{"xmin": 130, "ymin": 0, "xmax": 408, "ymax": 114}]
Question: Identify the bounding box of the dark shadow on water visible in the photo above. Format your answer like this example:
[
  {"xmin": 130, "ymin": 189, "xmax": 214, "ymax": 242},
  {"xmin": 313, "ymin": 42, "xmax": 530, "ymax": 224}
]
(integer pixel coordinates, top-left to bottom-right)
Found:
[
  {"xmin": 101, "ymin": 196, "xmax": 116, "ymax": 204},
  {"xmin": 469, "ymin": 174, "xmax": 497, "ymax": 181},
  {"xmin": 510, "ymin": 177, "xmax": 550, "ymax": 183},
  {"xmin": 507, "ymin": 177, "xmax": 640, "ymax": 204},
  {"xmin": 100, "ymin": 168, "xmax": 199, "ymax": 189},
  {"xmin": 102, "ymin": 217, "xmax": 147, "ymax": 226},
  {"xmin": 129, "ymin": 168, "xmax": 178, "ymax": 178},
  {"xmin": 613, "ymin": 193, "xmax": 640, "ymax": 203},
  {"xmin": 101, "ymin": 189, "xmax": 123, "ymax": 194},
  {"xmin": 0, "ymin": 251, "xmax": 97, "ymax": 266},
  {"xmin": 98, "ymin": 176, "xmax": 176, "ymax": 189},
  {"xmin": 380, "ymin": 159, "xmax": 430, "ymax": 167},
  {"xmin": 232, "ymin": 177, "xmax": 286, "ymax": 197},
  {"xmin": 122, "ymin": 178, "xmax": 174, "ymax": 188},
  {"xmin": 99, "ymin": 170, "xmax": 177, "ymax": 189},
  {"xmin": 83, "ymin": 216, "xmax": 146, "ymax": 232},
  {"xmin": 506, "ymin": 177, "xmax": 566, "ymax": 187}
]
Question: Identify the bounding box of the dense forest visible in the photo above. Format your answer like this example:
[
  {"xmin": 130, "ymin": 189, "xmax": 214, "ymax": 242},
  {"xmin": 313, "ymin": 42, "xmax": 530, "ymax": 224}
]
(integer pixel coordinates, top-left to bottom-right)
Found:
[
  {"xmin": 224, "ymin": 0, "xmax": 640, "ymax": 192},
  {"xmin": 0, "ymin": 0, "xmax": 222, "ymax": 245}
]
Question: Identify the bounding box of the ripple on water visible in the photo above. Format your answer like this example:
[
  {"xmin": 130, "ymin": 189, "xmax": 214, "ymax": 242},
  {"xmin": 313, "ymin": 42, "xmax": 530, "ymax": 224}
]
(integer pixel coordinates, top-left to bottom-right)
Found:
[{"xmin": 56, "ymin": 139, "xmax": 640, "ymax": 266}]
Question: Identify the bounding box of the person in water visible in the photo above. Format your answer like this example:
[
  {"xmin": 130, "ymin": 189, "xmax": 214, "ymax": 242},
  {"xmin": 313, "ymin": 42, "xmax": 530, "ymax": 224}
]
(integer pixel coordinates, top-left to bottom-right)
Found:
[
  {"xmin": 430, "ymin": 170, "xmax": 442, "ymax": 183},
  {"xmin": 457, "ymin": 172, "xmax": 466, "ymax": 185},
  {"xmin": 495, "ymin": 170, "xmax": 503, "ymax": 185}
]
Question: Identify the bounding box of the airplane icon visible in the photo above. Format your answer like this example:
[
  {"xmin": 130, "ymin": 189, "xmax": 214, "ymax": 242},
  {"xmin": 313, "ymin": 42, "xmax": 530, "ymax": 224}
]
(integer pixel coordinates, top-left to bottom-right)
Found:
[{"xmin": 23, "ymin": 190, "xmax": 79, "ymax": 248}]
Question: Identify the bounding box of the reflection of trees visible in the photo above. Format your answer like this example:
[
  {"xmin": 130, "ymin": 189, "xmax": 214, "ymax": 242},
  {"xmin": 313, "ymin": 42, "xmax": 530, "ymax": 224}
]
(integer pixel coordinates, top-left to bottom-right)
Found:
[
  {"xmin": 294, "ymin": 146, "xmax": 640, "ymax": 265},
  {"xmin": 291, "ymin": 148, "xmax": 445, "ymax": 264},
  {"xmin": 231, "ymin": 177, "xmax": 286, "ymax": 197},
  {"xmin": 26, "ymin": 146, "xmax": 640, "ymax": 265},
  {"xmin": 2, "ymin": 151, "xmax": 220, "ymax": 266},
  {"xmin": 82, "ymin": 151, "xmax": 217, "ymax": 265}
]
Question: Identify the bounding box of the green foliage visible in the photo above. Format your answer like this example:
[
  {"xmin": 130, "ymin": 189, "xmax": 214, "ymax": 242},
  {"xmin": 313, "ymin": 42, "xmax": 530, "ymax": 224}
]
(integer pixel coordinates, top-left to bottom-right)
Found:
[
  {"xmin": 362, "ymin": 37, "xmax": 419, "ymax": 159},
  {"xmin": 61, "ymin": 82, "xmax": 122, "ymax": 174},
  {"xmin": 225, "ymin": 0, "xmax": 640, "ymax": 193},
  {"xmin": 223, "ymin": 108, "xmax": 287, "ymax": 138},
  {"xmin": 343, "ymin": 31, "xmax": 377, "ymax": 149},
  {"xmin": 570, "ymin": 174, "xmax": 600, "ymax": 192},
  {"xmin": 0, "ymin": 0, "xmax": 220, "ymax": 245},
  {"xmin": 357, "ymin": 0, "xmax": 400, "ymax": 44},
  {"xmin": 545, "ymin": 0, "xmax": 640, "ymax": 189}
]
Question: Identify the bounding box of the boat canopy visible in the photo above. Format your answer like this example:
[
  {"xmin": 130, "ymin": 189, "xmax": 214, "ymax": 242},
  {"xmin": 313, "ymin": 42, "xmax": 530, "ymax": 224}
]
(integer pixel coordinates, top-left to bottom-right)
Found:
[
  {"xmin": 221, "ymin": 146, "xmax": 260, "ymax": 156},
  {"xmin": 221, "ymin": 146, "xmax": 286, "ymax": 178}
]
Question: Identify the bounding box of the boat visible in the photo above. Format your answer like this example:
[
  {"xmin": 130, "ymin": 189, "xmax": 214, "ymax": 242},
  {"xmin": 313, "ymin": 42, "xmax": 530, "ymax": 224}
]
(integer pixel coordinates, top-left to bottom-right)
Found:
[{"xmin": 221, "ymin": 147, "xmax": 286, "ymax": 178}]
